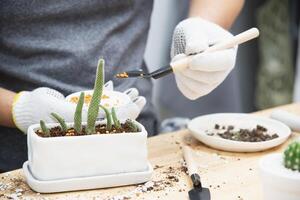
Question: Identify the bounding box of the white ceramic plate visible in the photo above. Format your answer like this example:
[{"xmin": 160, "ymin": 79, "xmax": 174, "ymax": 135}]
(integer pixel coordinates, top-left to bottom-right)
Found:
[
  {"xmin": 23, "ymin": 161, "xmax": 153, "ymax": 193},
  {"xmin": 188, "ymin": 113, "xmax": 291, "ymax": 152},
  {"xmin": 66, "ymin": 90, "xmax": 131, "ymax": 109}
]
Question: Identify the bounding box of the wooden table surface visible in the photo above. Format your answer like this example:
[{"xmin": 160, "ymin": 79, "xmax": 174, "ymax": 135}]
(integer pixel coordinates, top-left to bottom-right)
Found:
[{"xmin": 1, "ymin": 104, "xmax": 300, "ymax": 200}]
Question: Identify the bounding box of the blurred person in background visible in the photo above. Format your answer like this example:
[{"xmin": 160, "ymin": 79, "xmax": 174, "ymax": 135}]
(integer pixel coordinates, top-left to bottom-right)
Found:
[{"xmin": 0, "ymin": 0, "xmax": 243, "ymax": 172}]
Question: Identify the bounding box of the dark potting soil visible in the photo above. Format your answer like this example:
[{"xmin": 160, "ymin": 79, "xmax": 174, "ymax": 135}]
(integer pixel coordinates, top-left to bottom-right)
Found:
[
  {"xmin": 208, "ymin": 124, "xmax": 279, "ymax": 142},
  {"xmin": 36, "ymin": 122, "xmax": 140, "ymax": 138}
]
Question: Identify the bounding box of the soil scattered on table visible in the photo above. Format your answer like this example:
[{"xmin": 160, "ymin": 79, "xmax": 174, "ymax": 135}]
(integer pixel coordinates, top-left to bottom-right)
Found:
[
  {"xmin": 105, "ymin": 163, "xmax": 188, "ymax": 200},
  {"xmin": 0, "ymin": 173, "xmax": 31, "ymax": 200},
  {"xmin": 207, "ymin": 124, "xmax": 279, "ymax": 142},
  {"xmin": 36, "ymin": 121, "xmax": 140, "ymax": 138}
]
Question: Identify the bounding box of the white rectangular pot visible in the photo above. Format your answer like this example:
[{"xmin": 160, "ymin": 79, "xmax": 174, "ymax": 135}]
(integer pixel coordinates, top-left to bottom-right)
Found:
[
  {"xmin": 27, "ymin": 120, "xmax": 148, "ymax": 181},
  {"xmin": 259, "ymin": 153, "xmax": 300, "ymax": 200}
]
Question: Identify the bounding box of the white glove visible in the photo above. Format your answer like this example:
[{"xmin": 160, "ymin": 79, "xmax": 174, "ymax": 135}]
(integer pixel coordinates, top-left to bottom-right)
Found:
[
  {"xmin": 70, "ymin": 80, "xmax": 146, "ymax": 120},
  {"xmin": 13, "ymin": 81, "xmax": 146, "ymax": 133},
  {"xmin": 103, "ymin": 81, "xmax": 146, "ymax": 120},
  {"xmin": 171, "ymin": 17, "xmax": 237, "ymax": 100},
  {"xmin": 12, "ymin": 87, "xmax": 80, "ymax": 133}
]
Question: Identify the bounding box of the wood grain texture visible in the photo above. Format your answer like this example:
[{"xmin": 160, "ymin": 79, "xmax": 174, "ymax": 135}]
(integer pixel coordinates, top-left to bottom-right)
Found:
[{"xmin": 1, "ymin": 103, "xmax": 300, "ymax": 200}]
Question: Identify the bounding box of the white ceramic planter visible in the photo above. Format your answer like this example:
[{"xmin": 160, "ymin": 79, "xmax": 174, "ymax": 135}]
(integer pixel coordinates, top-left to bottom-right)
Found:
[
  {"xmin": 259, "ymin": 153, "xmax": 300, "ymax": 200},
  {"xmin": 27, "ymin": 120, "xmax": 148, "ymax": 181}
]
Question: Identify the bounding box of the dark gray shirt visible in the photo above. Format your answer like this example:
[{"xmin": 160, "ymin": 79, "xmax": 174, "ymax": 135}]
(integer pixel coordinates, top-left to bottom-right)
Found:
[
  {"xmin": 0, "ymin": 0, "xmax": 157, "ymax": 171},
  {"xmin": 0, "ymin": 0, "xmax": 153, "ymax": 94}
]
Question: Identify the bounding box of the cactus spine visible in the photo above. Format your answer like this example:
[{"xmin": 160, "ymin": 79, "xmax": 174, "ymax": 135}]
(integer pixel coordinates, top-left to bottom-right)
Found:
[
  {"xmin": 86, "ymin": 59, "xmax": 104, "ymax": 134},
  {"xmin": 51, "ymin": 113, "xmax": 68, "ymax": 132},
  {"xmin": 111, "ymin": 107, "xmax": 121, "ymax": 129},
  {"xmin": 40, "ymin": 120, "xmax": 50, "ymax": 137},
  {"xmin": 99, "ymin": 105, "xmax": 112, "ymax": 130},
  {"xmin": 74, "ymin": 92, "xmax": 85, "ymax": 133},
  {"xmin": 284, "ymin": 141, "xmax": 300, "ymax": 171}
]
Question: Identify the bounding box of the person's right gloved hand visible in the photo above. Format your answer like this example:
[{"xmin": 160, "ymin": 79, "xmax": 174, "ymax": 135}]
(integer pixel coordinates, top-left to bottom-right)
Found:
[{"xmin": 170, "ymin": 17, "xmax": 238, "ymax": 100}]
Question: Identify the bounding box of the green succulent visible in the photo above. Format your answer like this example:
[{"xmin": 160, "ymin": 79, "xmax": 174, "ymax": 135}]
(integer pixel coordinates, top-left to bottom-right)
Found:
[
  {"xmin": 38, "ymin": 58, "xmax": 112, "ymax": 136},
  {"xmin": 125, "ymin": 119, "xmax": 139, "ymax": 132},
  {"xmin": 86, "ymin": 59, "xmax": 104, "ymax": 134},
  {"xmin": 284, "ymin": 141, "xmax": 300, "ymax": 171},
  {"xmin": 111, "ymin": 107, "xmax": 121, "ymax": 129},
  {"xmin": 51, "ymin": 113, "xmax": 68, "ymax": 132},
  {"xmin": 99, "ymin": 105, "xmax": 112, "ymax": 131},
  {"xmin": 39, "ymin": 120, "xmax": 50, "ymax": 137},
  {"xmin": 74, "ymin": 92, "xmax": 85, "ymax": 133}
]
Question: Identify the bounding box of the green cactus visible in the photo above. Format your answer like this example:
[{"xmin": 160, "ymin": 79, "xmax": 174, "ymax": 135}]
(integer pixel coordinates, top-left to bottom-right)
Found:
[
  {"xmin": 86, "ymin": 59, "xmax": 104, "ymax": 134},
  {"xmin": 125, "ymin": 119, "xmax": 140, "ymax": 132},
  {"xmin": 51, "ymin": 113, "xmax": 68, "ymax": 132},
  {"xmin": 99, "ymin": 105, "xmax": 112, "ymax": 131},
  {"xmin": 111, "ymin": 107, "xmax": 121, "ymax": 129},
  {"xmin": 284, "ymin": 141, "xmax": 300, "ymax": 171},
  {"xmin": 40, "ymin": 120, "xmax": 50, "ymax": 137},
  {"xmin": 74, "ymin": 92, "xmax": 85, "ymax": 133}
]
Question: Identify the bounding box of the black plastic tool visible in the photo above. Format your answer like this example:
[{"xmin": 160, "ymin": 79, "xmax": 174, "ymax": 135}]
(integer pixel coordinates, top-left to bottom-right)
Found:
[
  {"xmin": 115, "ymin": 65, "xmax": 173, "ymax": 79},
  {"xmin": 115, "ymin": 28, "xmax": 259, "ymax": 80},
  {"xmin": 183, "ymin": 146, "xmax": 211, "ymax": 200}
]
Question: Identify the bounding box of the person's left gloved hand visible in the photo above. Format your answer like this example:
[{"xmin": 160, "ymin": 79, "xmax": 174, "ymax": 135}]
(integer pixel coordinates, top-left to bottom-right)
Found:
[
  {"xmin": 171, "ymin": 17, "xmax": 238, "ymax": 100},
  {"xmin": 13, "ymin": 81, "xmax": 146, "ymax": 133},
  {"xmin": 12, "ymin": 87, "xmax": 80, "ymax": 133}
]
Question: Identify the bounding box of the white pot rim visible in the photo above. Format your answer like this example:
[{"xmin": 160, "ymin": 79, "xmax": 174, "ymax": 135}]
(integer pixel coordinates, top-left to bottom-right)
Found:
[
  {"xmin": 260, "ymin": 153, "xmax": 300, "ymax": 180},
  {"xmin": 27, "ymin": 119, "xmax": 149, "ymax": 181}
]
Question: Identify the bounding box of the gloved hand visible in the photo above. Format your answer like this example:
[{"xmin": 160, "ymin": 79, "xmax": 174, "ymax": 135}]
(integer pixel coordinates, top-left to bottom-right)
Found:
[
  {"xmin": 12, "ymin": 87, "xmax": 79, "ymax": 133},
  {"xmin": 102, "ymin": 81, "xmax": 146, "ymax": 120},
  {"xmin": 171, "ymin": 17, "xmax": 237, "ymax": 100},
  {"xmin": 12, "ymin": 81, "xmax": 146, "ymax": 133}
]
